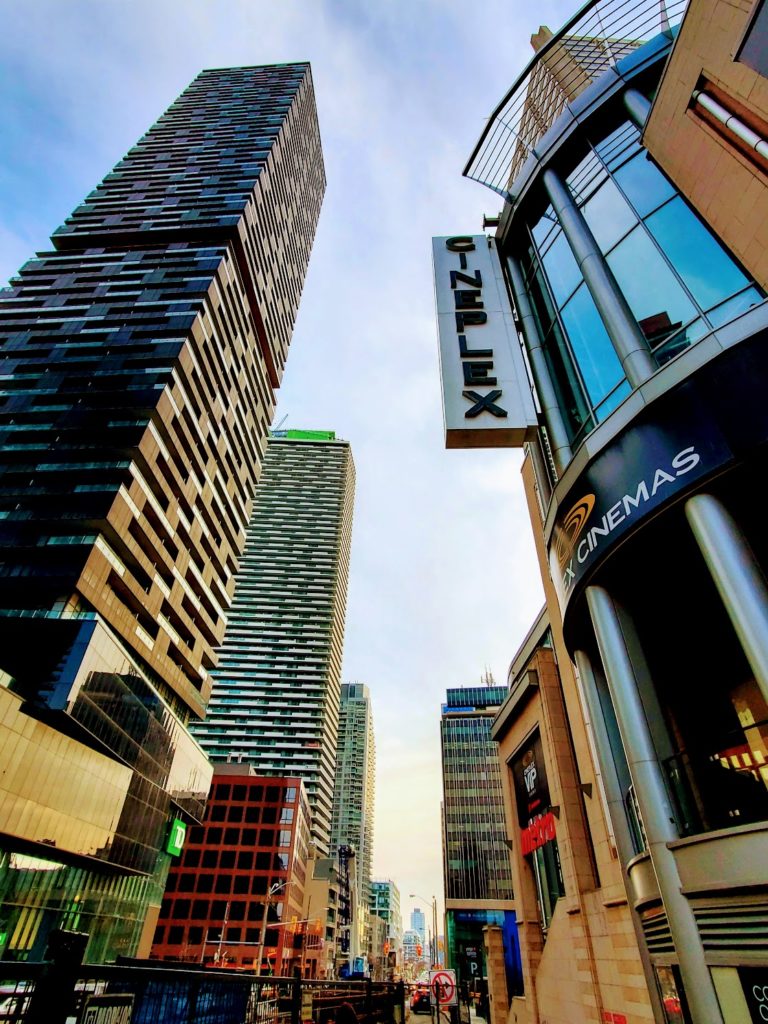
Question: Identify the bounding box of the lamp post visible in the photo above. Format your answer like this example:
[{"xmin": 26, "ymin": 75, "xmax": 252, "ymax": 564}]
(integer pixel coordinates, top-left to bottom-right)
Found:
[
  {"xmin": 409, "ymin": 894, "xmax": 439, "ymax": 968},
  {"xmin": 257, "ymin": 880, "xmax": 287, "ymax": 976}
]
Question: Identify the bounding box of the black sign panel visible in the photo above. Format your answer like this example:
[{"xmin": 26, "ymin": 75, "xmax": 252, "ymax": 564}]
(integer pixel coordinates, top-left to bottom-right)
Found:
[
  {"xmin": 738, "ymin": 966, "xmax": 768, "ymax": 1023},
  {"xmin": 511, "ymin": 731, "xmax": 550, "ymax": 830},
  {"xmin": 549, "ymin": 331, "xmax": 768, "ymax": 613}
]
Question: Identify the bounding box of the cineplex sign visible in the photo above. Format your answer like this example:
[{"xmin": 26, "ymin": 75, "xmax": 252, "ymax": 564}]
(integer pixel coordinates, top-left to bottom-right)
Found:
[{"xmin": 433, "ymin": 235, "xmax": 537, "ymax": 449}]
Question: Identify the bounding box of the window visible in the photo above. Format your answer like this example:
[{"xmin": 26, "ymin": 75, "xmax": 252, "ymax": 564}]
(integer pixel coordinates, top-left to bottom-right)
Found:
[{"xmin": 737, "ymin": 0, "xmax": 768, "ymax": 77}]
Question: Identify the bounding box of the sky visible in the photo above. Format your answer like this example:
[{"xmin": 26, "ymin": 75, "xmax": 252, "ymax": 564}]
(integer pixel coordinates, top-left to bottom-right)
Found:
[{"xmin": 0, "ymin": 0, "xmax": 574, "ymax": 928}]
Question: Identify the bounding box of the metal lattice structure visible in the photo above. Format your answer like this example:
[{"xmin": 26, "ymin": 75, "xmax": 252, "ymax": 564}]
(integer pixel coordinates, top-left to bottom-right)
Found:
[{"xmin": 463, "ymin": 0, "xmax": 688, "ymax": 199}]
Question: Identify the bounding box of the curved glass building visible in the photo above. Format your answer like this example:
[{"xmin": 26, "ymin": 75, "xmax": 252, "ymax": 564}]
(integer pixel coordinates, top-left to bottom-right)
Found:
[{"xmin": 451, "ymin": 0, "xmax": 768, "ymax": 1019}]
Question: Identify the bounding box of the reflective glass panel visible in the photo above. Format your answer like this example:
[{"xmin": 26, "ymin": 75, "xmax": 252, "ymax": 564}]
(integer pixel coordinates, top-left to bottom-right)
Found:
[
  {"xmin": 594, "ymin": 121, "xmax": 641, "ymax": 171},
  {"xmin": 613, "ymin": 152, "xmax": 676, "ymax": 218},
  {"xmin": 607, "ymin": 226, "xmax": 698, "ymax": 339},
  {"xmin": 582, "ymin": 178, "xmax": 636, "ymax": 253},
  {"xmin": 530, "ymin": 207, "xmax": 559, "ymax": 252},
  {"xmin": 540, "ymin": 230, "xmax": 582, "ymax": 306},
  {"xmin": 703, "ymin": 287, "xmax": 764, "ymax": 328},
  {"xmin": 595, "ymin": 379, "xmax": 631, "ymax": 422},
  {"xmin": 647, "ymin": 196, "xmax": 752, "ymax": 311},
  {"xmin": 560, "ymin": 284, "xmax": 625, "ymax": 405}
]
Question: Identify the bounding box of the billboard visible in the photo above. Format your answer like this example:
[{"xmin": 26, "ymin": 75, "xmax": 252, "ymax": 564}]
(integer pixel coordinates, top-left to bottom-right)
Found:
[{"xmin": 433, "ymin": 235, "xmax": 538, "ymax": 449}]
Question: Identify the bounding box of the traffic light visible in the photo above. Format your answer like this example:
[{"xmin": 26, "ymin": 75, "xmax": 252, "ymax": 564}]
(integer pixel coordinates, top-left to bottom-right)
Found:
[{"xmin": 416, "ymin": 944, "xmax": 423, "ymax": 957}]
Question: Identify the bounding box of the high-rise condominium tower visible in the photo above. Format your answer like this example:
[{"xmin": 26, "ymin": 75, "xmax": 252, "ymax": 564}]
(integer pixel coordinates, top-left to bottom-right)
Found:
[
  {"xmin": 0, "ymin": 63, "xmax": 324, "ymax": 962},
  {"xmin": 331, "ymin": 682, "xmax": 376, "ymax": 904},
  {"xmin": 192, "ymin": 431, "xmax": 355, "ymax": 855}
]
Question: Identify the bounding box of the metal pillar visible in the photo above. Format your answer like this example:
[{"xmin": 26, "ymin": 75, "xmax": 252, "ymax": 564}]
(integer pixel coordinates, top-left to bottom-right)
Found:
[
  {"xmin": 574, "ymin": 649, "xmax": 667, "ymax": 1024},
  {"xmin": 543, "ymin": 168, "xmax": 656, "ymax": 388},
  {"xmin": 586, "ymin": 586, "xmax": 724, "ymax": 1024},
  {"xmin": 623, "ymin": 88, "xmax": 652, "ymax": 129},
  {"xmin": 686, "ymin": 492, "xmax": 768, "ymax": 707},
  {"xmin": 506, "ymin": 254, "xmax": 572, "ymax": 474}
]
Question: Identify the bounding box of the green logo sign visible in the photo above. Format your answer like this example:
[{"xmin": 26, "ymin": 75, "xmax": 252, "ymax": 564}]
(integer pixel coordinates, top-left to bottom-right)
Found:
[{"xmin": 166, "ymin": 818, "xmax": 187, "ymax": 856}]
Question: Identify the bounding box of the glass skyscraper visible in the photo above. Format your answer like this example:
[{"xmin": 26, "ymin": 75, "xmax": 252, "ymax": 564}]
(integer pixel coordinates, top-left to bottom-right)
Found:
[
  {"xmin": 0, "ymin": 63, "xmax": 324, "ymax": 961},
  {"xmin": 192, "ymin": 431, "xmax": 355, "ymax": 856}
]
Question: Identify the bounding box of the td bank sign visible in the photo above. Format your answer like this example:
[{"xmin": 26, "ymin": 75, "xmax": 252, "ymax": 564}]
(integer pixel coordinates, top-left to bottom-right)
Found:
[{"xmin": 433, "ymin": 235, "xmax": 537, "ymax": 449}]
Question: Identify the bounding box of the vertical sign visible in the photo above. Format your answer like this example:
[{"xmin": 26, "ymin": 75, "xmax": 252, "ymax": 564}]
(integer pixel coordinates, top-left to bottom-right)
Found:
[{"xmin": 433, "ymin": 235, "xmax": 538, "ymax": 449}]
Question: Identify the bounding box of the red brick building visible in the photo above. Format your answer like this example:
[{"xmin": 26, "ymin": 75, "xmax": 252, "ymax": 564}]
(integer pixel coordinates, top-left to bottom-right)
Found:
[{"xmin": 152, "ymin": 767, "xmax": 313, "ymax": 972}]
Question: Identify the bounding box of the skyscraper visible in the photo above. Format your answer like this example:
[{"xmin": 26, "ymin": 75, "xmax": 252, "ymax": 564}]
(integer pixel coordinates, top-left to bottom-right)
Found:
[
  {"xmin": 330, "ymin": 683, "xmax": 376, "ymax": 906},
  {"xmin": 192, "ymin": 431, "xmax": 355, "ymax": 855},
  {"xmin": 440, "ymin": 685, "xmax": 521, "ymax": 995},
  {"xmin": 0, "ymin": 63, "xmax": 324, "ymax": 962}
]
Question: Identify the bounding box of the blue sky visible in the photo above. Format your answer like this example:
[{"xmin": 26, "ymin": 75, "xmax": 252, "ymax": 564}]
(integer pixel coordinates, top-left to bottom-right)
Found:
[{"xmin": 0, "ymin": 0, "xmax": 573, "ymax": 925}]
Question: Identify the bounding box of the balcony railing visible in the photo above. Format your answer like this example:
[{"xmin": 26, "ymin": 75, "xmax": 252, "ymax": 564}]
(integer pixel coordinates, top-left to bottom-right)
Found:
[{"xmin": 463, "ymin": 0, "xmax": 688, "ymax": 199}]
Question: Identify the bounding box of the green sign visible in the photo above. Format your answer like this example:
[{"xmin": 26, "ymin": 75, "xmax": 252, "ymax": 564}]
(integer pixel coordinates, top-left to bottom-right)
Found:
[{"xmin": 166, "ymin": 818, "xmax": 187, "ymax": 856}]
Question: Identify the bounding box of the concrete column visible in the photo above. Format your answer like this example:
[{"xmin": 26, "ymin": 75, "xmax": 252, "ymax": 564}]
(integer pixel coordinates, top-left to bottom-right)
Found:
[
  {"xmin": 506, "ymin": 254, "xmax": 572, "ymax": 475},
  {"xmin": 623, "ymin": 88, "xmax": 652, "ymax": 129},
  {"xmin": 586, "ymin": 585, "xmax": 724, "ymax": 1024},
  {"xmin": 686, "ymin": 492, "xmax": 768, "ymax": 707},
  {"xmin": 543, "ymin": 168, "xmax": 656, "ymax": 388}
]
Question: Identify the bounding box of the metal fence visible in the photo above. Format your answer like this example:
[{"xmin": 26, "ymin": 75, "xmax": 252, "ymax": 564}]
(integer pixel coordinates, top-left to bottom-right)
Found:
[
  {"xmin": 463, "ymin": 0, "xmax": 689, "ymax": 198},
  {"xmin": 0, "ymin": 960, "xmax": 405, "ymax": 1024}
]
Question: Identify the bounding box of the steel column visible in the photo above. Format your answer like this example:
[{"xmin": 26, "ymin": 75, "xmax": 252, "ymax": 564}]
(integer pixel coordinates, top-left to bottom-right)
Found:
[
  {"xmin": 586, "ymin": 585, "xmax": 724, "ymax": 1024},
  {"xmin": 506, "ymin": 254, "xmax": 572, "ymax": 474},
  {"xmin": 686, "ymin": 492, "xmax": 768, "ymax": 707},
  {"xmin": 543, "ymin": 168, "xmax": 656, "ymax": 388}
]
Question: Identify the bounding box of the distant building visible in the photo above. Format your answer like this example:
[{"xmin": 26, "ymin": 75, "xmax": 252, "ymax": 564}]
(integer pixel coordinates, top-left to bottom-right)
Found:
[
  {"xmin": 330, "ymin": 683, "xmax": 376, "ymax": 906},
  {"xmin": 440, "ymin": 685, "xmax": 521, "ymax": 996},
  {"xmin": 410, "ymin": 907, "xmax": 426, "ymax": 946},
  {"xmin": 192, "ymin": 431, "xmax": 356, "ymax": 855},
  {"xmin": 370, "ymin": 879, "xmax": 403, "ymax": 962},
  {"xmin": 151, "ymin": 767, "xmax": 311, "ymax": 972}
]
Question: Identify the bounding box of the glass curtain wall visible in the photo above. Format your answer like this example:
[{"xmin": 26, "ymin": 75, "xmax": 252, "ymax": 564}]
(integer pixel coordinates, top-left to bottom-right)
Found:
[{"xmin": 520, "ymin": 121, "xmax": 764, "ymax": 447}]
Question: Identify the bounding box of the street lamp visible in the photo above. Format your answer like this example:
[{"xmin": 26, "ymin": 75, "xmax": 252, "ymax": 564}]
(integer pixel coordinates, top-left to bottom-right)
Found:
[
  {"xmin": 257, "ymin": 880, "xmax": 287, "ymax": 976},
  {"xmin": 409, "ymin": 893, "xmax": 439, "ymax": 968}
]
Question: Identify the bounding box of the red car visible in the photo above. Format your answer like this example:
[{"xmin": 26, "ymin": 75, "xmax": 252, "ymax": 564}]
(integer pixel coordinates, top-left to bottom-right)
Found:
[{"xmin": 410, "ymin": 985, "xmax": 431, "ymax": 1014}]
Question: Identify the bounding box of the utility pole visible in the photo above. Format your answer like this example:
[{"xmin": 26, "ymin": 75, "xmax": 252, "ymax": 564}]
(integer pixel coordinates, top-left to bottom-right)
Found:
[{"xmin": 257, "ymin": 880, "xmax": 287, "ymax": 976}]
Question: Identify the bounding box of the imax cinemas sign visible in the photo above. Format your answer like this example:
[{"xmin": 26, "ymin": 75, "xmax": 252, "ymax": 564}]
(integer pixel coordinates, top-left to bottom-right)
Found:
[
  {"xmin": 433, "ymin": 235, "xmax": 537, "ymax": 449},
  {"xmin": 548, "ymin": 383, "xmax": 735, "ymax": 612}
]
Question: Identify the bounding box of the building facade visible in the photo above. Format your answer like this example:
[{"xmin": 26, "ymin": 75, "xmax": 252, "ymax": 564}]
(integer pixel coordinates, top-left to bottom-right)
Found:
[
  {"xmin": 191, "ymin": 431, "xmax": 355, "ymax": 856},
  {"xmin": 151, "ymin": 767, "xmax": 311, "ymax": 972},
  {"xmin": 370, "ymin": 879, "xmax": 403, "ymax": 964},
  {"xmin": 492, "ymin": 611, "xmax": 653, "ymax": 1024},
  {"xmin": 411, "ymin": 907, "xmax": 426, "ymax": 946},
  {"xmin": 0, "ymin": 62, "xmax": 324, "ymax": 962},
  {"xmin": 330, "ymin": 682, "xmax": 376, "ymax": 907},
  {"xmin": 446, "ymin": 0, "xmax": 768, "ymax": 1019},
  {"xmin": 440, "ymin": 686, "xmax": 522, "ymax": 1000}
]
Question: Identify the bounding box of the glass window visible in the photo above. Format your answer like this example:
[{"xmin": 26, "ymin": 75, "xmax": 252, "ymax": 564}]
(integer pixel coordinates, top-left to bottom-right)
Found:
[
  {"xmin": 559, "ymin": 284, "xmax": 625, "ymax": 406},
  {"xmin": 540, "ymin": 230, "xmax": 582, "ymax": 306},
  {"xmin": 530, "ymin": 207, "xmax": 559, "ymax": 252},
  {"xmin": 706, "ymin": 287, "xmax": 764, "ymax": 328},
  {"xmin": 542, "ymin": 318, "xmax": 592, "ymax": 439},
  {"xmin": 613, "ymin": 153, "xmax": 676, "ymax": 218},
  {"xmin": 607, "ymin": 226, "xmax": 698, "ymax": 339},
  {"xmin": 582, "ymin": 178, "xmax": 636, "ymax": 252},
  {"xmin": 737, "ymin": 0, "xmax": 768, "ymax": 76},
  {"xmin": 646, "ymin": 197, "xmax": 752, "ymax": 311}
]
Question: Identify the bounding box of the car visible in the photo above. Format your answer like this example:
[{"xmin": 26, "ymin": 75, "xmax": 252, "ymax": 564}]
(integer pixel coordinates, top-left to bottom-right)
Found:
[{"xmin": 409, "ymin": 985, "xmax": 431, "ymax": 1014}]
